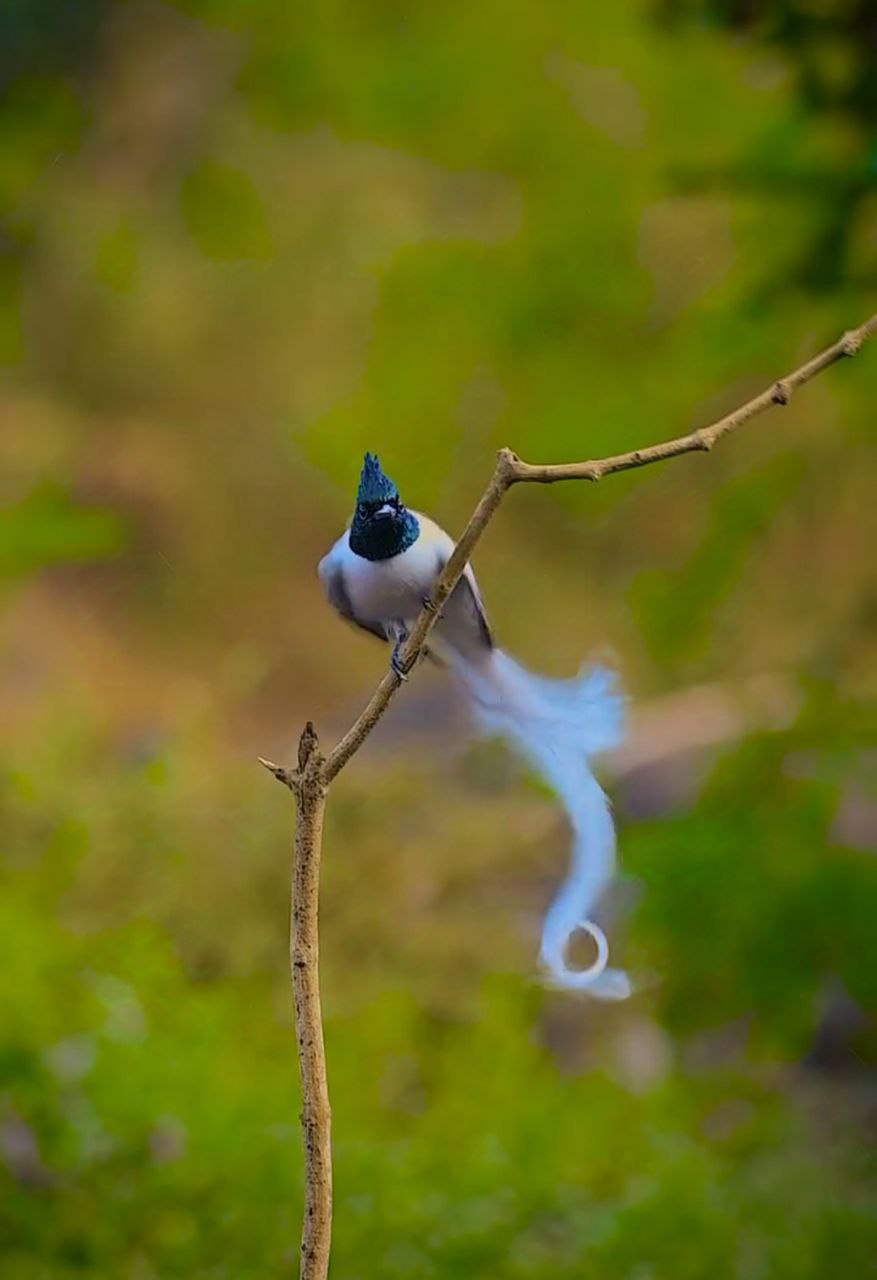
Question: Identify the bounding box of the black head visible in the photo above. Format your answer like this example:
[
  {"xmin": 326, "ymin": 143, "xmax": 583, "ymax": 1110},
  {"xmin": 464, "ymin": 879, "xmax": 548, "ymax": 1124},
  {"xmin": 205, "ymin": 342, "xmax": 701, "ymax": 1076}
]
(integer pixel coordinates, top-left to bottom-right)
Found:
[{"xmin": 348, "ymin": 453, "xmax": 420, "ymax": 562}]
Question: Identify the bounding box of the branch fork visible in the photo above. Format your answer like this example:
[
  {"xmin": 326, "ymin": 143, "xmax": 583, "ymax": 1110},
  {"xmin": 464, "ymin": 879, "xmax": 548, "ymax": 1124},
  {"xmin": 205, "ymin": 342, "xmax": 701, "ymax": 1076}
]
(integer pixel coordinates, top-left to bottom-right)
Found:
[{"xmin": 262, "ymin": 313, "xmax": 876, "ymax": 1279}]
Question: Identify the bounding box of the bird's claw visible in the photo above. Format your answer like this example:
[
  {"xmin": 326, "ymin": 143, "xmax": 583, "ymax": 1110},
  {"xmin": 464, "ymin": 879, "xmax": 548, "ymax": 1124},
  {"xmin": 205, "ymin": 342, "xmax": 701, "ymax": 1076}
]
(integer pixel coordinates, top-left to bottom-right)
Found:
[
  {"xmin": 391, "ymin": 641, "xmax": 410, "ymax": 682},
  {"xmin": 421, "ymin": 594, "xmax": 438, "ymax": 615}
]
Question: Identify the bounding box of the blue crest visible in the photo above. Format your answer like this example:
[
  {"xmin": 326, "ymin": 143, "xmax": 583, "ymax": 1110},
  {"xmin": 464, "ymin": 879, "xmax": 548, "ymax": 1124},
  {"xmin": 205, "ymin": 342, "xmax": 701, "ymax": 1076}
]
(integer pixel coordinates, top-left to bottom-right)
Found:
[{"xmin": 357, "ymin": 452, "xmax": 398, "ymax": 506}]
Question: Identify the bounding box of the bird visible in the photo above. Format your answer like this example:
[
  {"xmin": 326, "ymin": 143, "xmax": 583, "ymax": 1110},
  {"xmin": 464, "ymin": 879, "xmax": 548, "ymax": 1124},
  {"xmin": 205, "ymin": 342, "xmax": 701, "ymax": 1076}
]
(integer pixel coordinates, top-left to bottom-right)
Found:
[{"xmin": 319, "ymin": 452, "xmax": 631, "ymax": 999}]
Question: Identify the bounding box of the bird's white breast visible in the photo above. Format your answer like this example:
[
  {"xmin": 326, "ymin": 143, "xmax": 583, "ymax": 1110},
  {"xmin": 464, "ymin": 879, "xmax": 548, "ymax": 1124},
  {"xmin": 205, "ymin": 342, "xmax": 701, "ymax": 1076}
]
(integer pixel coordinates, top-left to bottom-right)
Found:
[{"xmin": 322, "ymin": 512, "xmax": 452, "ymax": 626}]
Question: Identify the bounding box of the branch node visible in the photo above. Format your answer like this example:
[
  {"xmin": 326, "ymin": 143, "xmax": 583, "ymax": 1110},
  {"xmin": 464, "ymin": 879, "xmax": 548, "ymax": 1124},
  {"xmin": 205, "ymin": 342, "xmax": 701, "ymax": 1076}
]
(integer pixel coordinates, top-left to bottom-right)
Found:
[
  {"xmin": 275, "ymin": 310, "xmax": 875, "ymax": 1280},
  {"xmin": 841, "ymin": 329, "xmax": 862, "ymax": 357},
  {"xmin": 258, "ymin": 756, "xmax": 296, "ymax": 790},
  {"xmin": 497, "ymin": 447, "xmax": 521, "ymax": 484}
]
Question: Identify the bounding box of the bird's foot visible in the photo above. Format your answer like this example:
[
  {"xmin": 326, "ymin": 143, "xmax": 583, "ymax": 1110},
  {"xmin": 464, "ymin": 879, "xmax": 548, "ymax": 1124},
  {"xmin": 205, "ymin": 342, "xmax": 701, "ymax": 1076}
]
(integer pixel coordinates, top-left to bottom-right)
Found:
[
  {"xmin": 391, "ymin": 639, "xmax": 410, "ymax": 682},
  {"xmin": 421, "ymin": 594, "xmax": 438, "ymax": 615}
]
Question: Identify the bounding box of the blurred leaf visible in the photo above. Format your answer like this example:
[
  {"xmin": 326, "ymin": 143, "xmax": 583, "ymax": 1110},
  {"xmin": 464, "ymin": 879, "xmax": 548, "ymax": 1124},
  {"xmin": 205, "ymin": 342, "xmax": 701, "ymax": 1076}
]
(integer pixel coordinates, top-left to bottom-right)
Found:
[
  {"xmin": 0, "ymin": 483, "xmax": 126, "ymax": 579},
  {"xmin": 180, "ymin": 161, "xmax": 274, "ymax": 262}
]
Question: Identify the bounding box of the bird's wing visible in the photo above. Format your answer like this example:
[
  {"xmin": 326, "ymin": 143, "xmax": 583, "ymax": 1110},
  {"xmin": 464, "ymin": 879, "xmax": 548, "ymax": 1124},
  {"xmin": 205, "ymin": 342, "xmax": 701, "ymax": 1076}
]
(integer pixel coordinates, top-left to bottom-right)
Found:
[
  {"xmin": 415, "ymin": 514, "xmax": 494, "ymax": 654},
  {"xmin": 318, "ymin": 546, "xmax": 390, "ymax": 644},
  {"xmin": 449, "ymin": 561, "xmax": 494, "ymax": 651}
]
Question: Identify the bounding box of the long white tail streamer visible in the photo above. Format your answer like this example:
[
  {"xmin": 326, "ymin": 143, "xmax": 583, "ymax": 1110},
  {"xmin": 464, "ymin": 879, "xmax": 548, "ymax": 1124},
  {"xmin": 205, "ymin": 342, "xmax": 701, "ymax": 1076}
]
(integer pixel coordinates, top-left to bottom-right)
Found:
[{"xmin": 451, "ymin": 649, "xmax": 631, "ymax": 1000}]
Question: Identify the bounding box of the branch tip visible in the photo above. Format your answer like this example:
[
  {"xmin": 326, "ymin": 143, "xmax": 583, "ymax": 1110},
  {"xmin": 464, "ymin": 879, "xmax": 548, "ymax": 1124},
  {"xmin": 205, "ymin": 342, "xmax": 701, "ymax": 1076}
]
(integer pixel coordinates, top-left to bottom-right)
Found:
[
  {"xmin": 258, "ymin": 756, "xmax": 295, "ymax": 788},
  {"xmin": 298, "ymin": 721, "xmax": 321, "ymax": 772}
]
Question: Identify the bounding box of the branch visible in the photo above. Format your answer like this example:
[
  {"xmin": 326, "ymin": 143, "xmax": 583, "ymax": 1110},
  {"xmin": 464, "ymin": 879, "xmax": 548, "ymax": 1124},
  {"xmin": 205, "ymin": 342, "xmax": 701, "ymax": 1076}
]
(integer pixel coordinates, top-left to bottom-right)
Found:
[
  {"xmin": 261, "ymin": 727, "xmax": 332, "ymax": 1280},
  {"xmin": 321, "ymin": 311, "xmax": 876, "ymax": 783},
  {"xmin": 263, "ymin": 311, "xmax": 876, "ymax": 1280}
]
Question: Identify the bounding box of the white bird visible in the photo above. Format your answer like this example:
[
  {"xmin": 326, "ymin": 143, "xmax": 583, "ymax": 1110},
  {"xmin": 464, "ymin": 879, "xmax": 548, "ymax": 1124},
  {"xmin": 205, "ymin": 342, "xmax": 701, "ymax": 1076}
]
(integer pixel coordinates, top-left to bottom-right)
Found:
[{"xmin": 319, "ymin": 452, "xmax": 631, "ymax": 999}]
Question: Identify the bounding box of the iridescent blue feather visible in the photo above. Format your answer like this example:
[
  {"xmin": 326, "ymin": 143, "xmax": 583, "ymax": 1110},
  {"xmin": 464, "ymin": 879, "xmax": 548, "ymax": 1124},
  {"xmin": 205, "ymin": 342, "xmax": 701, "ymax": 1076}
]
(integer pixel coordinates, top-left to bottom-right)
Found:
[{"xmin": 357, "ymin": 453, "xmax": 399, "ymax": 506}]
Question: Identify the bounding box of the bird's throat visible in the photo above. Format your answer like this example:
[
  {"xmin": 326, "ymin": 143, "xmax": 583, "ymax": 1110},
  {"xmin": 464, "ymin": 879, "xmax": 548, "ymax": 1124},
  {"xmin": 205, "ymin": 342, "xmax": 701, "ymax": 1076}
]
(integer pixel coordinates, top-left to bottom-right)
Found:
[{"xmin": 348, "ymin": 511, "xmax": 420, "ymax": 562}]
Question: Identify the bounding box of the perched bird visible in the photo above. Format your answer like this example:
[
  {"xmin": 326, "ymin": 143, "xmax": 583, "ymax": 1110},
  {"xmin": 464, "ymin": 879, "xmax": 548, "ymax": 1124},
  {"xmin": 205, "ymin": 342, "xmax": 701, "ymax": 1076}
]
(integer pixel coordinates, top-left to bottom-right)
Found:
[{"xmin": 319, "ymin": 452, "xmax": 630, "ymax": 999}]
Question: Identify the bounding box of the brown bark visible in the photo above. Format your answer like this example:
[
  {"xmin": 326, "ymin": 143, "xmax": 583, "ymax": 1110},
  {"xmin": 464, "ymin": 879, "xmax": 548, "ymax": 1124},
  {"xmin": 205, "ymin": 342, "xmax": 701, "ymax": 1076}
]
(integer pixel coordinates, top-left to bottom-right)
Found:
[{"xmin": 260, "ymin": 312, "xmax": 877, "ymax": 1279}]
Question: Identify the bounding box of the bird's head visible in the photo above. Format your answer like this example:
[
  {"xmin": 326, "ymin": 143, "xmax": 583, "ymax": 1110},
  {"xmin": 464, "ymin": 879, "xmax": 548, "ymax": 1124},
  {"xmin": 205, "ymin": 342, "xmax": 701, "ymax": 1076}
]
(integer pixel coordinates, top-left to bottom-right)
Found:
[{"xmin": 348, "ymin": 453, "xmax": 419, "ymax": 561}]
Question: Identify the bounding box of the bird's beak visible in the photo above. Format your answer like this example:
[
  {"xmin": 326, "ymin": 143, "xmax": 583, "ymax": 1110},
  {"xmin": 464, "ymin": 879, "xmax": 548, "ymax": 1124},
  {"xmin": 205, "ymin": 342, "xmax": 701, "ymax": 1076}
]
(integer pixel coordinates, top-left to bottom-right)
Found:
[{"xmin": 374, "ymin": 503, "xmax": 395, "ymax": 520}]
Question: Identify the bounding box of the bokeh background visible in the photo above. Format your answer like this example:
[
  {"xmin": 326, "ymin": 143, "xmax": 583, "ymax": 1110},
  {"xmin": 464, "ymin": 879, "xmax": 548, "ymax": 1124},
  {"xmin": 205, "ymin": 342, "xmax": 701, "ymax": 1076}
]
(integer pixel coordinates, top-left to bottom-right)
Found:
[{"xmin": 2, "ymin": 2, "xmax": 876, "ymax": 1276}]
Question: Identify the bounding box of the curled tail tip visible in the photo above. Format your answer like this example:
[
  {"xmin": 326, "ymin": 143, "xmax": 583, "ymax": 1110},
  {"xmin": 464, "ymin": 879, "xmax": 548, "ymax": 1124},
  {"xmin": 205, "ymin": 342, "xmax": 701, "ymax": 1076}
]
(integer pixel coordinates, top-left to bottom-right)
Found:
[
  {"xmin": 543, "ymin": 964, "xmax": 634, "ymax": 1001},
  {"xmin": 540, "ymin": 919, "xmax": 633, "ymax": 1001}
]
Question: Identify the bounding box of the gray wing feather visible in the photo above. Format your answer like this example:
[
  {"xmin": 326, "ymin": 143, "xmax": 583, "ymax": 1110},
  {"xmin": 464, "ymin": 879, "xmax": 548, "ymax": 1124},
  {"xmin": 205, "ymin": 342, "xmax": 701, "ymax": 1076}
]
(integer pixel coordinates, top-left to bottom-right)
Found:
[
  {"xmin": 435, "ymin": 551, "xmax": 494, "ymax": 654},
  {"xmin": 321, "ymin": 561, "xmax": 390, "ymax": 644}
]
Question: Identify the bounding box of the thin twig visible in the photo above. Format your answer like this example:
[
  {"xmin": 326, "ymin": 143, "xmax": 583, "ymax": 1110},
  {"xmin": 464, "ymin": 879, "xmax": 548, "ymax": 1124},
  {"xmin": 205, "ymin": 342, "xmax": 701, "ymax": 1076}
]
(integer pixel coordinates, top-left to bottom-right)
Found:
[
  {"xmin": 321, "ymin": 311, "xmax": 877, "ymax": 783},
  {"xmin": 263, "ymin": 312, "xmax": 876, "ymax": 1280}
]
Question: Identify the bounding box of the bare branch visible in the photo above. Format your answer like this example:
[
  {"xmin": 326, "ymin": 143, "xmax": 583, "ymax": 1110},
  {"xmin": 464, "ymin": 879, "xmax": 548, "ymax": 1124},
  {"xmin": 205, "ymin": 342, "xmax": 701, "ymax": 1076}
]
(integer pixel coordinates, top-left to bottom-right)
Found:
[
  {"xmin": 264, "ymin": 727, "xmax": 332, "ymax": 1280},
  {"xmin": 320, "ymin": 311, "xmax": 877, "ymax": 783},
  {"xmin": 508, "ymin": 314, "xmax": 877, "ymax": 483},
  {"xmin": 264, "ymin": 311, "xmax": 876, "ymax": 1280}
]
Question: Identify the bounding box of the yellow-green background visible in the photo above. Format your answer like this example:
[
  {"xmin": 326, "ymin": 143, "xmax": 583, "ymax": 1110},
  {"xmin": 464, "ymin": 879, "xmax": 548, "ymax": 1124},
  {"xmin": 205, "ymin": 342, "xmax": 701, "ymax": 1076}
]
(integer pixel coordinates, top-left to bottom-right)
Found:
[{"xmin": 1, "ymin": 2, "xmax": 875, "ymax": 1276}]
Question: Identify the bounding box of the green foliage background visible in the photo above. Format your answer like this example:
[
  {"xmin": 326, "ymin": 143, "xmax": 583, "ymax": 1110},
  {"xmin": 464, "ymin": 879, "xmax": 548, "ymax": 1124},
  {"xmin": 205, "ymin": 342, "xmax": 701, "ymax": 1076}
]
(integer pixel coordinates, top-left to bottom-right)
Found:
[{"xmin": 1, "ymin": 2, "xmax": 875, "ymax": 1276}]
